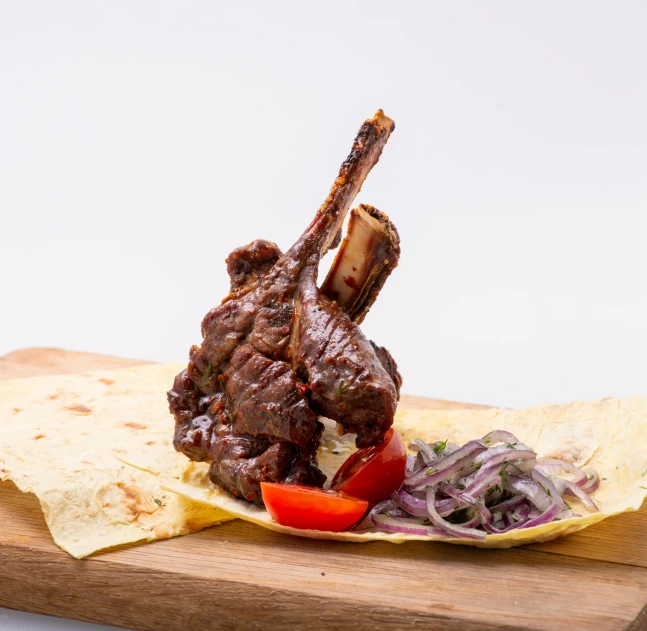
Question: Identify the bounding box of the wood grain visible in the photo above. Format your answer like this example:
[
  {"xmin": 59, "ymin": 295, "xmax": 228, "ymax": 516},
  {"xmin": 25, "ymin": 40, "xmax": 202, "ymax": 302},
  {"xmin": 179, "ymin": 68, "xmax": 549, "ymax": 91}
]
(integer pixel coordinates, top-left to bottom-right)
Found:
[
  {"xmin": 0, "ymin": 347, "xmax": 151, "ymax": 380},
  {"xmin": 1, "ymin": 348, "xmax": 646, "ymax": 631}
]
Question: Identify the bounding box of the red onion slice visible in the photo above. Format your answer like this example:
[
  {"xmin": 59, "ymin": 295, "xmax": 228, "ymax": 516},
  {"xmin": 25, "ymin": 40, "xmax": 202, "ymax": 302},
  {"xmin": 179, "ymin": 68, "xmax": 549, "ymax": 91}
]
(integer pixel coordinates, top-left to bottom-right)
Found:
[
  {"xmin": 461, "ymin": 496, "xmax": 492, "ymax": 524},
  {"xmin": 535, "ymin": 457, "xmax": 588, "ymax": 486},
  {"xmin": 457, "ymin": 509, "xmax": 481, "ymax": 529},
  {"xmin": 580, "ymin": 470, "xmax": 600, "ymax": 494},
  {"xmin": 531, "ymin": 469, "xmax": 568, "ymax": 512},
  {"xmin": 354, "ymin": 499, "xmax": 399, "ymax": 531},
  {"xmin": 463, "ymin": 469, "xmax": 503, "ymax": 499},
  {"xmin": 481, "ymin": 430, "xmax": 532, "ymax": 452},
  {"xmin": 504, "ymin": 475, "xmax": 553, "ymax": 512},
  {"xmin": 391, "ymin": 489, "xmax": 429, "ymax": 517},
  {"xmin": 405, "ymin": 453, "xmax": 416, "ymax": 475},
  {"xmin": 425, "ymin": 488, "xmax": 487, "ymax": 541},
  {"xmin": 489, "ymin": 494, "xmax": 526, "ymax": 513},
  {"xmin": 366, "ymin": 430, "xmax": 603, "ymax": 540},
  {"xmin": 556, "ymin": 477, "xmax": 598, "ymax": 511},
  {"xmin": 519, "ymin": 501, "xmax": 562, "ymax": 529},
  {"xmin": 410, "ymin": 438, "xmax": 438, "ymax": 465},
  {"xmin": 405, "ymin": 440, "xmax": 487, "ymax": 488},
  {"xmin": 511, "ymin": 503, "xmax": 531, "ymax": 522},
  {"xmin": 372, "ymin": 514, "xmax": 446, "ymax": 537},
  {"xmin": 472, "ymin": 446, "xmax": 534, "ymax": 469},
  {"xmin": 482, "ymin": 508, "xmax": 530, "ymax": 533}
]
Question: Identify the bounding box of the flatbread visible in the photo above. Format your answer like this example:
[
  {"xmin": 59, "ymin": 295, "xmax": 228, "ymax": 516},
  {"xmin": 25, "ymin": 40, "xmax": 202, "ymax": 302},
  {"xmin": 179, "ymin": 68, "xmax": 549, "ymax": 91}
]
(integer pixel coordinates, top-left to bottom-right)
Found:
[
  {"xmin": 0, "ymin": 364, "xmax": 233, "ymax": 558},
  {"xmin": 2, "ymin": 363, "xmax": 645, "ymax": 554},
  {"xmin": 164, "ymin": 397, "xmax": 647, "ymax": 548}
]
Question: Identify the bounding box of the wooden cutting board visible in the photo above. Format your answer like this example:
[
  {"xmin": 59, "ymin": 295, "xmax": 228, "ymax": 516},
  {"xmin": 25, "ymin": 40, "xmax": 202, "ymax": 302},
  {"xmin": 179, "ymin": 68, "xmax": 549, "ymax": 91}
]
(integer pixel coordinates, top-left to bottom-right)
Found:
[{"xmin": 1, "ymin": 349, "xmax": 646, "ymax": 631}]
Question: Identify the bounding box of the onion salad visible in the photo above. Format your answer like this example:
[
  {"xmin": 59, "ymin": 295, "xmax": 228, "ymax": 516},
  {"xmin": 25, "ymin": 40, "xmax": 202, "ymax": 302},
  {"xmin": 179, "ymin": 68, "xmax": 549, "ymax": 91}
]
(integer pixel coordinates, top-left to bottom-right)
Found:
[{"xmin": 357, "ymin": 430, "xmax": 601, "ymax": 540}]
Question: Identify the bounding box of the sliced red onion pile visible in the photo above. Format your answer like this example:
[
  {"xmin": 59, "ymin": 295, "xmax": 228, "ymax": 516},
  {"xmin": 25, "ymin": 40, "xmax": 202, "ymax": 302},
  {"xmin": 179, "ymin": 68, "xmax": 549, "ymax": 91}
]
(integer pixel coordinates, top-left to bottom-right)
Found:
[{"xmin": 357, "ymin": 430, "xmax": 601, "ymax": 540}]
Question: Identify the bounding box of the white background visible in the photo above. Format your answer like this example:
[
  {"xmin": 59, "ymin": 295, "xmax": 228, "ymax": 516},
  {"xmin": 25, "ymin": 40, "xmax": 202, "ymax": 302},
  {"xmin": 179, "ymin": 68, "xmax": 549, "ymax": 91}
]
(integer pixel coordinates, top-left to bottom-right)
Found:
[{"xmin": 1, "ymin": 2, "xmax": 646, "ymax": 630}]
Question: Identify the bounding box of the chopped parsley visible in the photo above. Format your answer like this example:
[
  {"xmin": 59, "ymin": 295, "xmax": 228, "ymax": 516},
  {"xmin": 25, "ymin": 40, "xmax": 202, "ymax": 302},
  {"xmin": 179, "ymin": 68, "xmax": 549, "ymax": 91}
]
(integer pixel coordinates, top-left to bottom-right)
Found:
[
  {"xmin": 472, "ymin": 461, "xmax": 483, "ymax": 470},
  {"xmin": 433, "ymin": 439, "xmax": 448, "ymax": 454},
  {"xmin": 483, "ymin": 437, "xmax": 491, "ymax": 445},
  {"xmin": 202, "ymin": 364, "xmax": 212, "ymax": 382},
  {"xmin": 425, "ymin": 468, "xmax": 438, "ymax": 476},
  {"xmin": 564, "ymin": 501, "xmax": 572, "ymax": 510},
  {"xmin": 154, "ymin": 499, "xmax": 162, "ymax": 507},
  {"xmin": 506, "ymin": 442, "xmax": 517, "ymax": 449},
  {"xmin": 602, "ymin": 477, "xmax": 607, "ymax": 481},
  {"xmin": 337, "ymin": 380, "xmax": 350, "ymax": 395},
  {"xmin": 588, "ymin": 473, "xmax": 594, "ymax": 481},
  {"xmin": 500, "ymin": 462, "xmax": 509, "ymax": 484},
  {"xmin": 538, "ymin": 483, "xmax": 550, "ymax": 496},
  {"xmin": 640, "ymin": 486, "xmax": 647, "ymax": 490}
]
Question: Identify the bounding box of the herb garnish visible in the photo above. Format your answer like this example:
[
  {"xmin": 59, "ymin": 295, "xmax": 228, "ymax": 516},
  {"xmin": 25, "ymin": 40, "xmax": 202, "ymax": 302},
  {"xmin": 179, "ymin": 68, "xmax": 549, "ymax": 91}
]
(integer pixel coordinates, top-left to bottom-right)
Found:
[
  {"xmin": 337, "ymin": 380, "xmax": 350, "ymax": 395},
  {"xmin": 640, "ymin": 486, "xmax": 647, "ymax": 490},
  {"xmin": 602, "ymin": 477, "xmax": 607, "ymax": 481},
  {"xmin": 500, "ymin": 462, "xmax": 508, "ymax": 484},
  {"xmin": 483, "ymin": 437, "xmax": 491, "ymax": 445},
  {"xmin": 472, "ymin": 461, "xmax": 483, "ymax": 470},
  {"xmin": 433, "ymin": 439, "xmax": 448, "ymax": 454},
  {"xmin": 538, "ymin": 483, "xmax": 550, "ymax": 496},
  {"xmin": 425, "ymin": 468, "xmax": 438, "ymax": 476},
  {"xmin": 202, "ymin": 364, "xmax": 212, "ymax": 382},
  {"xmin": 154, "ymin": 499, "xmax": 162, "ymax": 507},
  {"xmin": 564, "ymin": 501, "xmax": 571, "ymax": 510},
  {"xmin": 506, "ymin": 442, "xmax": 517, "ymax": 449},
  {"xmin": 588, "ymin": 473, "xmax": 594, "ymax": 481},
  {"xmin": 226, "ymin": 410, "xmax": 234, "ymax": 423}
]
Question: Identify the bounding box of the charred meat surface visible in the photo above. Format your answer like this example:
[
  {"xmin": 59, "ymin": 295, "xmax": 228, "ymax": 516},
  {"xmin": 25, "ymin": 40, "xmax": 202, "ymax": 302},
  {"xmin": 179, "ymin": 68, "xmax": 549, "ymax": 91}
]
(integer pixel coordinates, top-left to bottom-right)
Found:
[
  {"xmin": 226, "ymin": 240, "xmax": 282, "ymax": 291},
  {"xmin": 169, "ymin": 111, "xmax": 401, "ymax": 504}
]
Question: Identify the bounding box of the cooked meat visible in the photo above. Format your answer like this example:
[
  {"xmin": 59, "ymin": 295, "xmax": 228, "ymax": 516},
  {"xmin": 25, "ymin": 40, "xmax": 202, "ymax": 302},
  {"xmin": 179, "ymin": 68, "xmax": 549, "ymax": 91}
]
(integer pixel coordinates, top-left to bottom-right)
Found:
[
  {"xmin": 226, "ymin": 240, "xmax": 282, "ymax": 291},
  {"xmin": 169, "ymin": 111, "xmax": 400, "ymax": 504},
  {"xmin": 371, "ymin": 341, "xmax": 403, "ymax": 398},
  {"xmin": 293, "ymin": 261, "xmax": 398, "ymax": 447}
]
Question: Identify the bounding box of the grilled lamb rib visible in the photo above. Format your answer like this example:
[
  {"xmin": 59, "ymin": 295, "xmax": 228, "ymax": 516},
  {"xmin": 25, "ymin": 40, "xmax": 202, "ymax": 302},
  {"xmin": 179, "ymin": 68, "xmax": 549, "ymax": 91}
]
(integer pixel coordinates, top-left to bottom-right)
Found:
[{"xmin": 169, "ymin": 111, "xmax": 400, "ymax": 504}]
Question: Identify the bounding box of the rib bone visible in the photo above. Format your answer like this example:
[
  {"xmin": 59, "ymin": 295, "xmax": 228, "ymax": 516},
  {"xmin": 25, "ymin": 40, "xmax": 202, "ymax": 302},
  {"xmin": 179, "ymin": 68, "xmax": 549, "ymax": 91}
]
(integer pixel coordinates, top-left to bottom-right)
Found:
[
  {"xmin": 299, "ymin": 110, "xmax": 395, "ymax": 259},
  {"xmin": 321, "ymin": 204, "xmax": 400, "ymax": 324}
]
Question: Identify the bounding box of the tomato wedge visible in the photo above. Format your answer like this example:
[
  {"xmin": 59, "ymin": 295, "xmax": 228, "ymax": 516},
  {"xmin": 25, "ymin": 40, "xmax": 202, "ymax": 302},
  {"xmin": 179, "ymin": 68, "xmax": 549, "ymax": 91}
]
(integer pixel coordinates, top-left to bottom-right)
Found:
[
  {"xmin": 261, "ymin": 483, "xmax": 368, "ymax": 532},
  {"xmin": 331, "ymin": 428, "xmax": 407, "ymax": 506}
]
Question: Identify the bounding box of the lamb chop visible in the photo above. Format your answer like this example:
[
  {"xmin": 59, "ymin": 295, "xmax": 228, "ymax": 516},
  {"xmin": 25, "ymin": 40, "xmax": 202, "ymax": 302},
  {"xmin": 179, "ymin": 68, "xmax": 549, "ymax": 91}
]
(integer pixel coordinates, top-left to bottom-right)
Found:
[{"xmin": 168, "ymin": 111, "xmax": 401, "ymax": 504}]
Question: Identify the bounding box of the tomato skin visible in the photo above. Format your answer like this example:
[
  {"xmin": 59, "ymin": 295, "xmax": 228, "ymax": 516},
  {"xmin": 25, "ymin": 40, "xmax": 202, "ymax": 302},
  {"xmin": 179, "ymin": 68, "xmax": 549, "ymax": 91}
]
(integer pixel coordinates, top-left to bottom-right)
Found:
[
  {"xmin": 330, "ymin": 429, "xmax": 407, "ymax": 506},
  {"xmin": 261, "ymin": 483, "xmax": 368, "ymax": 532}
]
